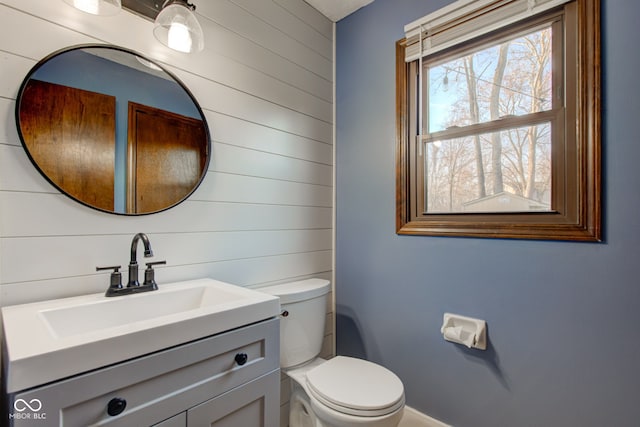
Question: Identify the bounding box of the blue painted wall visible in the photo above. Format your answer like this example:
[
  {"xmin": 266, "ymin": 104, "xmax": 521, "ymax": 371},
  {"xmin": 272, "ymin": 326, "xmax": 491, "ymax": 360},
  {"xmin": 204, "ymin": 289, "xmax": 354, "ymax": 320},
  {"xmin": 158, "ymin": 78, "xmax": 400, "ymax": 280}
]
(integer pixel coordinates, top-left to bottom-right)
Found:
[{"xmin": 335, "ymin": 1, "xmax": 640, "ymax": 425}]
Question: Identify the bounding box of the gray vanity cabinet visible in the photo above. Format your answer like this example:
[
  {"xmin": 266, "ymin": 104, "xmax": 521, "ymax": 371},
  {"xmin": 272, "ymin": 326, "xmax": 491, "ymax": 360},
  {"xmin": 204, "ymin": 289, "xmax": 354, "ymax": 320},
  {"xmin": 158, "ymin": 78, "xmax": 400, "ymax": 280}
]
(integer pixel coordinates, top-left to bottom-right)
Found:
[{"xmin": 8, "ymin": 318, "xmax": 280, "ymax": 427}]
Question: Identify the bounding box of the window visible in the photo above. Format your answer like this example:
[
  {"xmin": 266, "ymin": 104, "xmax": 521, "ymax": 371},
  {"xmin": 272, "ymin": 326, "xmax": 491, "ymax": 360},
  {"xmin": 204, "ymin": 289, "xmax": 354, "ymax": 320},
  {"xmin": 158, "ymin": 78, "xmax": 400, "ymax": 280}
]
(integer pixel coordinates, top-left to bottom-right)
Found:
[{"xmin": 396, "ymin": 0, "xmax": 601, "ymax": 241}]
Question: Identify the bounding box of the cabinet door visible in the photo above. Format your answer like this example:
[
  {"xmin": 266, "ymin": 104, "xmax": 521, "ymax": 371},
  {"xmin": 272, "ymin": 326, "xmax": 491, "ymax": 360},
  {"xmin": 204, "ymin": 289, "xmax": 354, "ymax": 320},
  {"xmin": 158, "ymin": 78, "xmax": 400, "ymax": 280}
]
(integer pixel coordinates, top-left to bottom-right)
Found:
[
  {"xmin": 153, "ymin": 412, "xmax": 186, "ymax": 427},
  {"xmin": 187, "ymin": 370, "xmax": 279, "ymax": 427}
]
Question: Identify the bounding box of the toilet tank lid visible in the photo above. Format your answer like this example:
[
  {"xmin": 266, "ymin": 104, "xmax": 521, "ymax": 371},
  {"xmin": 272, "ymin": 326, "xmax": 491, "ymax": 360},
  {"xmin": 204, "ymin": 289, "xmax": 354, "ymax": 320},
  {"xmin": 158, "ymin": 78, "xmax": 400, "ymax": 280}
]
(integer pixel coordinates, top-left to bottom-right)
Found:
[{"xmin": 258, "ymin": 278, "xmax": 330, "ymax": 304}]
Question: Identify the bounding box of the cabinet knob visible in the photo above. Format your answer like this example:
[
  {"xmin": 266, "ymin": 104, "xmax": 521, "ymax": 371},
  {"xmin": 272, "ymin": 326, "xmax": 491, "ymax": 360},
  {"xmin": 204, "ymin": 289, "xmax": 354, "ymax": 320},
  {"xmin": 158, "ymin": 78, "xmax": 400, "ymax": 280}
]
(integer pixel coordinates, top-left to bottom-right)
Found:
[
  {"xmin": 234, "ymin": 352, "xmax": 248, "ymax": 366},
  {"xmin": 107, "ymin": 397, "xmax": 127, "ymax": 416}
]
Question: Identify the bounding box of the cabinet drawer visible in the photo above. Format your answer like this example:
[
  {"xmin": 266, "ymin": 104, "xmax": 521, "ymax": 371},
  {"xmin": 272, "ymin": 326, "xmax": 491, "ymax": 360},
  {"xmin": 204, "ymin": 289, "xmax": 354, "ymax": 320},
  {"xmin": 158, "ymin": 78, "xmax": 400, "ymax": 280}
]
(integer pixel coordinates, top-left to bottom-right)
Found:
[{"xmin": 9, "ymin": 318, "xmax": 279, "ymax": 427}]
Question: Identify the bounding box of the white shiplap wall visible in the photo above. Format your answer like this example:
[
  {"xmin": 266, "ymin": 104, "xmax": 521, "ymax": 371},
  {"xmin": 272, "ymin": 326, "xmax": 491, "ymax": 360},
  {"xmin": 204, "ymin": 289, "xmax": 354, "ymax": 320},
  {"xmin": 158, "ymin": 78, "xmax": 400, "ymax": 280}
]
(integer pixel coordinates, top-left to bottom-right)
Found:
[{"xmin": 0, "ymin": 0, "xmax": 333, "ymax": 424}]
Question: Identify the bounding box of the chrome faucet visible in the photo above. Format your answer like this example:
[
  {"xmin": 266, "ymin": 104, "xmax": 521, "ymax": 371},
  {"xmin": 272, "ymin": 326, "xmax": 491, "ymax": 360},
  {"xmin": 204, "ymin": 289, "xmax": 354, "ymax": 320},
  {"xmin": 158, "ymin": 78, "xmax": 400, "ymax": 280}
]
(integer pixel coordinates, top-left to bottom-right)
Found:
[
  {"xmin": 128, "ymin": 232, "xmax": 154, "ymax": 287},
  {"xmin": 97, "ymin": 233, "xmax": 166, "ymax": 297}
]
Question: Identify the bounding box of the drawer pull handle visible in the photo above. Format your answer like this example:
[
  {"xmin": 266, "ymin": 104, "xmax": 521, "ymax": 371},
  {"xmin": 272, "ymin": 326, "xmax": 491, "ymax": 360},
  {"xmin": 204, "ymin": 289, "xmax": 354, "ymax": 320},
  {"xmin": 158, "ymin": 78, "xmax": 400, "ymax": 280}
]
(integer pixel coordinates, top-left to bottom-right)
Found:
[
  {"xmin": 107, "ymin": 397, "xmax": 127, "ymax": 416},
  {"xmin": 235, "ymin": 352, "xmax": 248, "ymax": 366}
]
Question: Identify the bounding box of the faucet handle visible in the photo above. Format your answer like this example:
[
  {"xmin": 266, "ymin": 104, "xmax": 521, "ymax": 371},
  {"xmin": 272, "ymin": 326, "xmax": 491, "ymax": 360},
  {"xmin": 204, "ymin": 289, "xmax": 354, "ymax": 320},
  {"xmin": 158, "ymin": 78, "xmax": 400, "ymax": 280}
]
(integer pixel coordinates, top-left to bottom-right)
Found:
[
  {"xmin": 97, "ymin": 265, "xmax": 123, "ymax": 295},
  {"xmin": 97, "ymin": 265, "xmax": 121, "ymax": 271},
  {"xmin": 143, "ymin": 261, "xmax": 166, "ymax": 290},
  {"xmin": 145, "ymin": 261, "xmax": 167, "ymax": 268}
]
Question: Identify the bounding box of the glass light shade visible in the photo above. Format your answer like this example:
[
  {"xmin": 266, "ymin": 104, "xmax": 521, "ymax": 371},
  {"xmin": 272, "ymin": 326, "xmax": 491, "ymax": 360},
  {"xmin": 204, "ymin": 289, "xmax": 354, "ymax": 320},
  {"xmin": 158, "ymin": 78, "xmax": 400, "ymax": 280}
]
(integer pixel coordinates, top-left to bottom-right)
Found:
[
  {"xmin": 153, "ymin": 2, "xmax": 205, "ymax": 53},
  {"xmin": 63, "ymin": 0, "xmax": 121, "ymax": 15}
]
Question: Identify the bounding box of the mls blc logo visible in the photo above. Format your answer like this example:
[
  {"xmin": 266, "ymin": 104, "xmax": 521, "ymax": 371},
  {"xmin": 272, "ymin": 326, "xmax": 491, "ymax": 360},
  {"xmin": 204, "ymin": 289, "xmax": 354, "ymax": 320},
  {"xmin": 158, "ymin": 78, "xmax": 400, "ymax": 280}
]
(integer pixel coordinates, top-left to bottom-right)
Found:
[
  {"xmin": 14, "ymin": 399, "xmax": 42, "ymax": 412},
  {"xmin": 9, "ymin": 398, "xmax": 47, "ymax": 421}
]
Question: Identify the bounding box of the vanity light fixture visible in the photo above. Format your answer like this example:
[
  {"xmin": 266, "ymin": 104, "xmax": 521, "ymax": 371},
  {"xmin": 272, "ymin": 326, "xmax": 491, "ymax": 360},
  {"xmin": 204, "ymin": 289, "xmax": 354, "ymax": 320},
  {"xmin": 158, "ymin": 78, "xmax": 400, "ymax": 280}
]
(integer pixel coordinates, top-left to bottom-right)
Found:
[
  {"xmin": 63, "ymin": 0, "xmax": 122, "ymax": 15},
  {"xmin": 153, "ymin": 0, "xmax": 205, "ymax": 53}
]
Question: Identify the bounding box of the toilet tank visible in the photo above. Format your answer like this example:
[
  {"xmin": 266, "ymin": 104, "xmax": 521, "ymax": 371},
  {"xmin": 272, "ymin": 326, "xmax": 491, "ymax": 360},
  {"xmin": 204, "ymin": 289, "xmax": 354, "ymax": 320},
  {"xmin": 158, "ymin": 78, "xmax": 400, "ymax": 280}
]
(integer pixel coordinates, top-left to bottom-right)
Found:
[{"xmin": 259, "ymin": 278, "xmax": 330, "ymax": 368}]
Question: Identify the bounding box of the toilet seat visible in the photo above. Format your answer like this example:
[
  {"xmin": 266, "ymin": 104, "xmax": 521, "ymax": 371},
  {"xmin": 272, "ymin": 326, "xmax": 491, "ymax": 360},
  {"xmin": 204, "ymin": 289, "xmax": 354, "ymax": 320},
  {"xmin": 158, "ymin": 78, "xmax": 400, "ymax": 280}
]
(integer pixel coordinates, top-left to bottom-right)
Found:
[{"xmin": 305, "ymin": 356, "xmax": 405, "ymax": 417}]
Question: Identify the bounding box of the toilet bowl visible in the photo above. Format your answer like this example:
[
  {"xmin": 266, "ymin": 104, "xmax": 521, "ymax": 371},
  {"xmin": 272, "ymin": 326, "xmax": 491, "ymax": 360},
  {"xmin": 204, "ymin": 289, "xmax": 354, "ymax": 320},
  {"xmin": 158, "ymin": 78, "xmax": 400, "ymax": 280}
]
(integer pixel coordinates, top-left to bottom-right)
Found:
[{"xmin": 259, "ymin": 279, "xmax": 405, "ymax": 427}]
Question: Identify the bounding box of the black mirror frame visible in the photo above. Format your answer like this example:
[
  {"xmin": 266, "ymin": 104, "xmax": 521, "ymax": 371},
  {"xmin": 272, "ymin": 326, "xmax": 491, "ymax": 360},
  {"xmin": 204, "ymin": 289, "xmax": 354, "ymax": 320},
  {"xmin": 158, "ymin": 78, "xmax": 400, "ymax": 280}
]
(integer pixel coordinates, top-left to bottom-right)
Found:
[{"xmin": 15, "ymin": 43, "xmax": 211, "ymax": 216}]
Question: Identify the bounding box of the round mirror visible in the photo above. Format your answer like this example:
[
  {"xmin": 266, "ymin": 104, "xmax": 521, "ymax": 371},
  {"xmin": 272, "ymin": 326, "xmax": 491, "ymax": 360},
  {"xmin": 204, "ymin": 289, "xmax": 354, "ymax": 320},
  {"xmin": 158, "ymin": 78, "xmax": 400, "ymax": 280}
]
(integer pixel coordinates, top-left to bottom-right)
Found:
[{"xmin": 16, "ymin": 44, "xmax": 210, "ymax": 215}]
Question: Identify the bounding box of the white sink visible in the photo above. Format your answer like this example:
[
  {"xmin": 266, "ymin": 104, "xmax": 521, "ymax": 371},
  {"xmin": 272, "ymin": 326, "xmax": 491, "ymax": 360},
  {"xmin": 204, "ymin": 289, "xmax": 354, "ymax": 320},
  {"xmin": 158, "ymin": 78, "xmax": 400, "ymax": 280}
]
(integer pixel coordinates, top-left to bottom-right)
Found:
[
  {"xmin": 2, "ymin": 278, "xmax": 280, "ymax": 393},
  {"xmin": 40, "ymin": 284, "xmax": 247, "ymax": 338}
]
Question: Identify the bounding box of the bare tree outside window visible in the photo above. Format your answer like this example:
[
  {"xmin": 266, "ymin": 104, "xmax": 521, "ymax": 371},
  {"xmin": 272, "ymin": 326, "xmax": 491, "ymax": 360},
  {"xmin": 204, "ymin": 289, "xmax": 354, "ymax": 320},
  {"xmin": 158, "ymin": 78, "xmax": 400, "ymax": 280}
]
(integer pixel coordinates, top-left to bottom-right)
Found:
[{"xmin": 424, "ymin": 26, "xmax": 553, "ymax": 213}]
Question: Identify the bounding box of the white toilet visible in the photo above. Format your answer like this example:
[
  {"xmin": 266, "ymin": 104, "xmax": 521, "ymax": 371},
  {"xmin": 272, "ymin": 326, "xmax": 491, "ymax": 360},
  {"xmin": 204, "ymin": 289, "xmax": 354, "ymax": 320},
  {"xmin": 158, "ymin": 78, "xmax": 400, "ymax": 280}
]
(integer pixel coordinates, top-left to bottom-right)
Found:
[{"xmin": 260, "ymin": 278, "xmax": 405, "ymax": 427}]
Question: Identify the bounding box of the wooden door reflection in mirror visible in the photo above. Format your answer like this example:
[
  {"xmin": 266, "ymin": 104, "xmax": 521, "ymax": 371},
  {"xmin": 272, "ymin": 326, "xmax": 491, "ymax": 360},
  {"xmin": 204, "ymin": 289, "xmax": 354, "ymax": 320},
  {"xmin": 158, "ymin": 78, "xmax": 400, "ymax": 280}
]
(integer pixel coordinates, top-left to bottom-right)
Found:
[
  {"xmin": 127, "ymin": 102, "xmax": 207, "ymax": 214},
  {"xmin": 19, "ymin": 79, "xmax": 116, "ymax": 211}
]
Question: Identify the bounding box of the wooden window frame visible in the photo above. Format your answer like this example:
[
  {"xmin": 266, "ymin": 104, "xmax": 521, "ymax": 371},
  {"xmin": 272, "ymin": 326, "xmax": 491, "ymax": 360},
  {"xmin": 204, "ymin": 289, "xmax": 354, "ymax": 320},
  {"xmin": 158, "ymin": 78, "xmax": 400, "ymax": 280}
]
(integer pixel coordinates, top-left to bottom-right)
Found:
[{"xmin": 396, "ymin": 0, "xmax": 601, "ymax": 241}]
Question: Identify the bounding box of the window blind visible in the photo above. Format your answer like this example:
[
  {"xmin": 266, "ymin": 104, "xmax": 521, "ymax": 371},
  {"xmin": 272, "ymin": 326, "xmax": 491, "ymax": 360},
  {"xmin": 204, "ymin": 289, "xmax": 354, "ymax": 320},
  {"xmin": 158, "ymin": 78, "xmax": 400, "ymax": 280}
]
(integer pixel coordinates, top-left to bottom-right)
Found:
[{"xmin": 403, "ymin": 0, "xmax": 571, "ymax": 61}]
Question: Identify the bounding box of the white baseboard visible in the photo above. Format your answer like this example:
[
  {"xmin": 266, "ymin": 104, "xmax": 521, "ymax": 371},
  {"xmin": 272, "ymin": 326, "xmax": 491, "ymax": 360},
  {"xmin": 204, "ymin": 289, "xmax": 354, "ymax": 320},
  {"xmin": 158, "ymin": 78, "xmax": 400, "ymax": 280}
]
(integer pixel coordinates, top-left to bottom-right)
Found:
[{"xmin": 399, "ymin": 406, "xmax": 451, "ymax": 427}]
